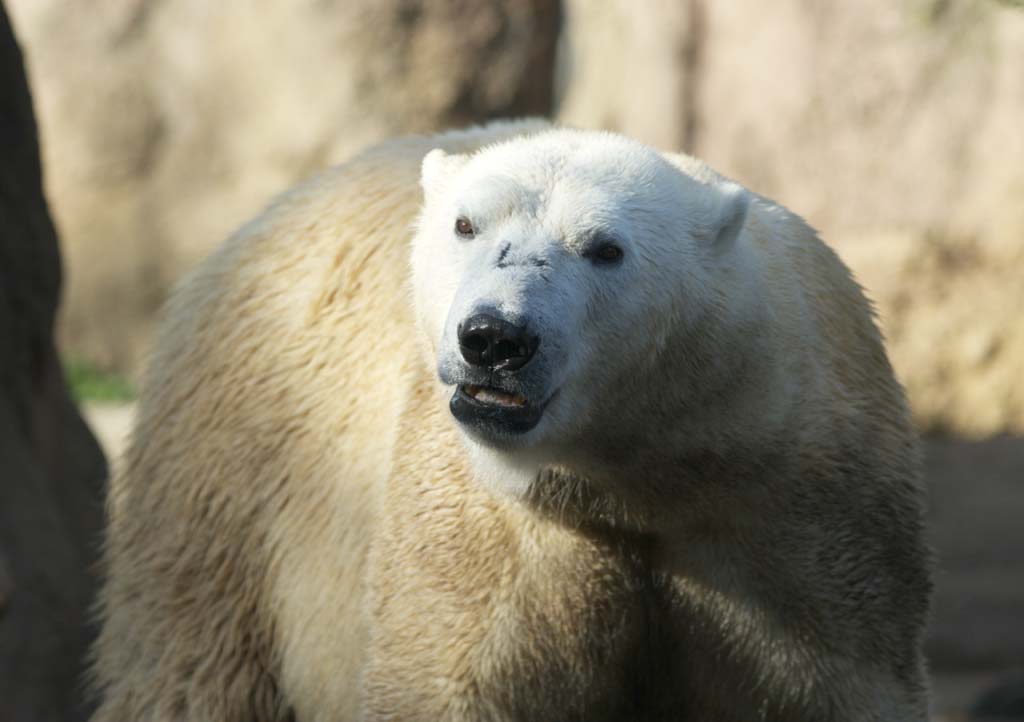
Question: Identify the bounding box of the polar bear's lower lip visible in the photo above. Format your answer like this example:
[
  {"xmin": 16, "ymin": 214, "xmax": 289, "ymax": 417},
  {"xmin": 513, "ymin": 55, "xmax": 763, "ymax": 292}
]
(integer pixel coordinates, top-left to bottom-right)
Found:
[{"xmin": 450, "ymin": 385, "xmax": 551, "ymax": 436}]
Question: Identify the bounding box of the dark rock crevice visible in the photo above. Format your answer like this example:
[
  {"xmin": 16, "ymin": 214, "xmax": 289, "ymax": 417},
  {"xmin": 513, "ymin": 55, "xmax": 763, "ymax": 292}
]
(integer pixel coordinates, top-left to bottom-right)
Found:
[{"xmin": 0, "ymin": 2, "xmax": 107, "ymax": 720}]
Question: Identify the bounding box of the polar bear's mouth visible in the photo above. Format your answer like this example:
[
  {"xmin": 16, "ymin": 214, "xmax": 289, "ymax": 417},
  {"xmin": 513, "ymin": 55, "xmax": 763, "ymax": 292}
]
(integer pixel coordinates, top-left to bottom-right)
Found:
[
  {"xmin": 460, "ymin": 384, "xmax": 527, "ymax": 408},
  {"xmin": 450, "ymin": 384, "xmax": 552, "ymax": 436}
]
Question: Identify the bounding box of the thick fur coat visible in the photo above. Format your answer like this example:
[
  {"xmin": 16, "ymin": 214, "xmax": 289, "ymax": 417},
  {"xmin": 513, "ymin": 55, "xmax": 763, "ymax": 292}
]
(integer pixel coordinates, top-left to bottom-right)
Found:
[{"xmin": 90, "ymin": 120, "xmax": 931, "ymax": 722}]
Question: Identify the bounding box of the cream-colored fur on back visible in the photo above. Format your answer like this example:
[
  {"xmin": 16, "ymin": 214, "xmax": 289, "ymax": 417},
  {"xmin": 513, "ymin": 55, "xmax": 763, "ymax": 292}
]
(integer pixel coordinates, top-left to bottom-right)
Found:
[{"xmin": 90, "ymin": 120, "xmax": 930, "ymax": 721}]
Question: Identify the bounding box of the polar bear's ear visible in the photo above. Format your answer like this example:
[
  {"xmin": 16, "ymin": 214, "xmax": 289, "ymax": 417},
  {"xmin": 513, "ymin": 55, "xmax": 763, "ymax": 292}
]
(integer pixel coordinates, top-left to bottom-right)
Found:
[
  {"xmin": 709, "ymin": 181, "xmax": 750, "ymax": 251},
  {"xmin": 421, "ymin": 149, "xmax": 469, "ymax": 194}
]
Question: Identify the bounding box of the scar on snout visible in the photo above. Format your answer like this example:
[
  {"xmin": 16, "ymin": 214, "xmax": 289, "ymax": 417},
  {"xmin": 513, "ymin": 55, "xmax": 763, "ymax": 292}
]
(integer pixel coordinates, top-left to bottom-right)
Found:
[{"xmin": 496, "ymin": 243, "xmax": 511, "ymax": 268}]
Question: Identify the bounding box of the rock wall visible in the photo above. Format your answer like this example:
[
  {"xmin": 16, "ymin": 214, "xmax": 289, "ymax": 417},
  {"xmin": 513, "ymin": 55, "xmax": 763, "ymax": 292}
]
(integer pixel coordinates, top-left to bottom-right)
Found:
[
  {"xmin": 561, "ymin": 0, "xmax": 1024, "ymax": 246},
  {"xmin": 0, "ymin": 4, "xmax": 107, "ymax": 720},
  {"xmin": 834, "ymin": 232, "xmax": 1024, "ymax": 437}
]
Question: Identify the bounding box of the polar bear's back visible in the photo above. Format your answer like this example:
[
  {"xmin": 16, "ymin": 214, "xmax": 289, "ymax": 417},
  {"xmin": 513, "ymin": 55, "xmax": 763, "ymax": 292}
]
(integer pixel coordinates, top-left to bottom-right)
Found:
[{"xmin": 91, "ymin": 120, "xmax": 550, "ymax": 721}]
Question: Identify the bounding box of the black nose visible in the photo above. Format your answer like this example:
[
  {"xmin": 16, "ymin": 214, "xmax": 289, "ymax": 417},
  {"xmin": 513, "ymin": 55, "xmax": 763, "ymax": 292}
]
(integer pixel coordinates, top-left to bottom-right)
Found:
[{"xmin": 458, "ymin": 313, "xmax": 539, "ymax": 372}]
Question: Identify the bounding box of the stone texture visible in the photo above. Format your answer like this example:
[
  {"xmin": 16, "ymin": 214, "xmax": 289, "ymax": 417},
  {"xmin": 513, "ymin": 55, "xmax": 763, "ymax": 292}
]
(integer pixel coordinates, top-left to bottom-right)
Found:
[
  {"xmin": 0, "ymin": 3, "xmax": 107, "ymax": 720},
  {"xmin": 557, "ymin": 0, "xmax": 700, "ymax": 152},
  {"xmin": 833, "ymin": 232, "xmax": 1024, "ymax": 436},
  {"xmin": 694, "ymin": 1, "xmax": 1024, "ymax": 247},
  {"xmin": 561, "ymin": 0, "xmax": 1024, "ymax": 248},
  {"xmin": 6, "ymin": 0, "xmax": 561, "ymax": 373}
]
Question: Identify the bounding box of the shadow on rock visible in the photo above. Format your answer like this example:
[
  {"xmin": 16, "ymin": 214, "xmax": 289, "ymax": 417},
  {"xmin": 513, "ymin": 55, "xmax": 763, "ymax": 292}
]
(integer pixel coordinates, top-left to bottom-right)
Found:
[
  {"xmin": 0, "ymin": 3, "xmax": 107, "ymax": 721},
  {"xmin": 923, "ymin": 435, "xmax": 1024, "ymax": 719}
]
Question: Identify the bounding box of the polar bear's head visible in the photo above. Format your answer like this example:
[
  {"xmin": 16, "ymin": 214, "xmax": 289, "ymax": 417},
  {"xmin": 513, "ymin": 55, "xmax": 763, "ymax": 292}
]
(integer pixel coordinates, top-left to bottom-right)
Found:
[{"xmin": 412, "ymin": 130, "xmax": 755, "ymax": 498}]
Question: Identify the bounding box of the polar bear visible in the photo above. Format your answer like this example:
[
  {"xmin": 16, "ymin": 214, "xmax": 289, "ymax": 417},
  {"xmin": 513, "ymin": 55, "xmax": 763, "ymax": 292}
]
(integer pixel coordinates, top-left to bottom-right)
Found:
[{"xmin": 90, "ymin": 120, "xmax": 931, "ymax": 722}]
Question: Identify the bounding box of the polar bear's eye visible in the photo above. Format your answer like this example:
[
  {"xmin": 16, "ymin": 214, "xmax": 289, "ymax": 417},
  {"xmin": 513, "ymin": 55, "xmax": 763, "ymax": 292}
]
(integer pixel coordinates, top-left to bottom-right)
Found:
[
  {"xmin": 590, "ymin": 242, "xmax": 624, "ymax": 265},
  {"xmin": 454, "ymin": 217, "xmax": 475, "ymax": 238}
]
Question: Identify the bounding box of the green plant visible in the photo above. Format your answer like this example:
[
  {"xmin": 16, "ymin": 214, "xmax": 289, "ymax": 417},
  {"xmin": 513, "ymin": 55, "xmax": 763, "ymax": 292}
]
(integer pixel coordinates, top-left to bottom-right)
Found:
[{"xmin": 63, "ymin": 358, "xmax": 136, "ymax": 403}]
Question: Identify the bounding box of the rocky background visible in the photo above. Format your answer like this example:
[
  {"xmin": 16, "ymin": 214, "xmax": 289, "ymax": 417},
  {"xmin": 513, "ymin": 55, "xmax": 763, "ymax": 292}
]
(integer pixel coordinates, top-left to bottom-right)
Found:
[{"xmin": 1, "ymin": 0, "xmax": 1021, "ymax": 720}]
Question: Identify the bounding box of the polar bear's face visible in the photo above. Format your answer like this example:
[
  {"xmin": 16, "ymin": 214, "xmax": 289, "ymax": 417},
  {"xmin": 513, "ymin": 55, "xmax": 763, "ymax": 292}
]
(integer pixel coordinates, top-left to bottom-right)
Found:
[{"xmin": 412, "ymin": 130, "xmax": 749, "ymax": 495}]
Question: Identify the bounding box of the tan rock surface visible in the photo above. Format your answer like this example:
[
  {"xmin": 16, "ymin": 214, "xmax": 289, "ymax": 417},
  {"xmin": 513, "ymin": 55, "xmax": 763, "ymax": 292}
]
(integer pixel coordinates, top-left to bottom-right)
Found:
[
  {"xmin": 693, "ymin": 0, "xmax": 1024, "ymax": 247},
  {"xmin": 835, "ymin": 232, "xmax": 1024, "ymax": 436},
  {"xmin": 557, "ymin": 0, "xmax": 699, "ymax": 151},
  {"xmin": 560, "ymin": 1, "xmax": 1024, "ymax": 250},
  {"xmin": 81, "ymin": 402, "xmax": 134, "ymax": 474}
]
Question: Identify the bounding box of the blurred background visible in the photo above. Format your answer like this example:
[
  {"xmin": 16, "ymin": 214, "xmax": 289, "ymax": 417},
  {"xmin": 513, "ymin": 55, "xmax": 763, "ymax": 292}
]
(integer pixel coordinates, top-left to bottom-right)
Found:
[{"xmin": 0, "ymin": 1, "xmax": 1021, "ymax": 720}]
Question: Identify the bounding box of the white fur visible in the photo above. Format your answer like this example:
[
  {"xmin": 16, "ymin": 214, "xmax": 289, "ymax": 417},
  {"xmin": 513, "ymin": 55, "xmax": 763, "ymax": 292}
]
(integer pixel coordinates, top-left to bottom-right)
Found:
[{"xmin": 413, "ymin": 130, "xmax": 753, "ymax": 497}]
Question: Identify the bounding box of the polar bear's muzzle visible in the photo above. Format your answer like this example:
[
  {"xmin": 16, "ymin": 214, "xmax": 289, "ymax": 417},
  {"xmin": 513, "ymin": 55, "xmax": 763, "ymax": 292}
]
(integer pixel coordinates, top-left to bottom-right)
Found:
[{"xmin": 443, "ymin": 310, "xmax": 556, "ymax": 437}]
